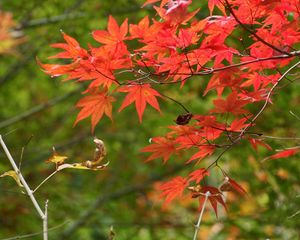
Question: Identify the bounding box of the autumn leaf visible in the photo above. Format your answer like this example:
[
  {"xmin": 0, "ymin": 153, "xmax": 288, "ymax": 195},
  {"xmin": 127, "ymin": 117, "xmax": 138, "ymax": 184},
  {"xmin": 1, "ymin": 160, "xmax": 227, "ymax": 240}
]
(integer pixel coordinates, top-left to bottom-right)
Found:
[
  {"xmin": 93, "ymin": 16, "xmax": 128, "ymax": 45},
  {"xmin": 263, "ymin": 148, "xmax": 299, "ymax": 162},
  {"xmin": 187, "ymin": 145, "xmax": 215, "ymax": 163},
  {"xmin": 196, "ymin": 186, "xmax": 227, "ymax": 218},
  {"xmin": 188, "ymin": 168, "xmax": 209, "ymax": 183},
  {"xmin": 211, "ymin": 91, "xmax": 250, "ymax": 115},
  {"xmin": 248, "ymin": 137, "xmax": 272, "ymax": 152},
  {"xmin": 45, "ymin": 148, "xmax": 68, "ymax": 168},
  {"xmin": 220, "ymin": 176, "xmax": 247, "ymax": 195},
  {"xmin": 159, "ymin": 176, "xmax": 189, "ymax": 206},
  {"xmin": 0, "ymin": 170, "xmax": 23, "ymax": 187},
  {"xmin": 74, "ymin": 89, "xmax": 116, "ymax": 132},
  {"xmin": 141, "ymin": 136, "xmax": 177, "ymax": 163},
  {"xmin": 118, "ymin": 84, "xmax": 161, "ymax": 122},
  {"xmin": 57, "ymin": 161, "xmax": 109, "ymax": 171},
  {"xmin": 49, "ymin": 32, "xmax": 88, "ymax": 59}
]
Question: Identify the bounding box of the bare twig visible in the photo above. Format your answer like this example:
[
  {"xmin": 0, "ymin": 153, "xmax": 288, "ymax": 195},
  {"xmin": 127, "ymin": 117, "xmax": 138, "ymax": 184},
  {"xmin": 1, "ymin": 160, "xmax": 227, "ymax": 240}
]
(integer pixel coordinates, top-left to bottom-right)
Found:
[
  {"xmin": 192, "ymin": 191, "xmax": 210, "ymax": 240},
  {"xmin": 0, "ymin": 135, "xmax": 48, "ymax": 240},
  {"xmin": 0, "ymin": 220, "xmax": 70, "ymax": 240}
]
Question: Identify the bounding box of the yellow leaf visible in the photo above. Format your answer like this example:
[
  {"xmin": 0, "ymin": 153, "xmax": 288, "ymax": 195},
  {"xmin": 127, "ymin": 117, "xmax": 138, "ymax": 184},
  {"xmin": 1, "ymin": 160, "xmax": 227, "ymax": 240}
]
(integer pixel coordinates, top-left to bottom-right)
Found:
[
  {"xmin": 46, "ymin": 148, "xmax": 68, "ymax": 167},
  {"xmin": 0, "ymin": 170, "xmax": 23, "ymax": 187},
  {"xmin": 57, "ymin": 161, "xmax": 109, "ymax": 171}
]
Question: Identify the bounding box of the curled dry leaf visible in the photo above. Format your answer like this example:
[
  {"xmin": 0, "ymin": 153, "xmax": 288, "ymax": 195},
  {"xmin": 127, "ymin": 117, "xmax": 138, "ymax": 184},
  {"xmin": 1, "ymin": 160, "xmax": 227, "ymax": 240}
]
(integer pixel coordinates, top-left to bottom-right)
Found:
[
  {"xmin": 49, "ymin": 137, "xmax": 109, "ymax": 171},
  {"xmin": 175, "ymin": 112, "xmax": 193, "ymax": 125},
  {"xmin": 0, "ymin": 170, "xmax": 23, "ymax": 187},
  {"xmin": 57, "ymin": 161, "xmax": 109, "ymax": 171}
]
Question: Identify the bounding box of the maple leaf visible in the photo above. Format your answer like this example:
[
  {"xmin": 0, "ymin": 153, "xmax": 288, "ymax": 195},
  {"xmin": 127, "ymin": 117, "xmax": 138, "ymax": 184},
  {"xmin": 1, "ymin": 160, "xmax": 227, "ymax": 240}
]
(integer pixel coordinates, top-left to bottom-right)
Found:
[
  {"xmin": 211, "ymin": 91, "xmax": 250, "ymax": 115},
  {"xmin": 248, "ymin": 137, "xmax": 272, "ymax": 152},
  {"xmin": 46, "ymin": 147, "xmax": 68, "ymax": 169},
  {"xmin": 188, "ymin": 168, "xmax": 210, "ymax": 183},
  {"xmin": 196, "ymin": 186, "xmax": 227, "ymax": 217},
  {"xmin": 220, "ymin": 176, "xmax": 247, "ymax": 195},
  {"xmin": 74, "ymin": 89, "xmax": 116, "ymax": 132},
  {"xmin": 263, "ymin": 149, "xmax": 299, "ymax": 162},
  {"xmin": 93, "ymin": 16, "xmax": 128, "ymax": 45},
  {"xmin": 37, "ymin": 57, "xmax": 80, "ymax": 78},
  {"xmin": 118, "ymin": 84, "xmax": 161, "ymax": 122},
  {"xmin": 141, "ymin": 136, "xmax": 177, "ymax": 163},
  {"xmin": 187, "ymin": 145, "xmax": 215, "ymax": 163},
  {"xmin": 159, "ymin": 176, "xmax": 189, "ymax": 206},
  {"xmin": 129, "ymin": 16, "xmax": 150, "ymax": 39},
  {"xmin": 0, "ymin": 170, "xmax": 23, "ymax": 188},
  {"xmin": 49, "ymin": 32, "xmax": 88, "ymax": 59}
]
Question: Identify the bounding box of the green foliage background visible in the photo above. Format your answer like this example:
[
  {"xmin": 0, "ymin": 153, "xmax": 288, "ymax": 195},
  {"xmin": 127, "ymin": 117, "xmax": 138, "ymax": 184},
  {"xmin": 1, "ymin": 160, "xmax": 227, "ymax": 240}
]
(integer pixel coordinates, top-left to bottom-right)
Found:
[{"xmin": 0, "ymin": 0, "xmax": 299, "ymax": 239}]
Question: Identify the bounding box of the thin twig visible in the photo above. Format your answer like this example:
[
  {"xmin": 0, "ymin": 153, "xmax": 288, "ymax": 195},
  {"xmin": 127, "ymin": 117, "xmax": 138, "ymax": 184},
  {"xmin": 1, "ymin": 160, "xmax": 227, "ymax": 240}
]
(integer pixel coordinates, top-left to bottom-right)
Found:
[
  {"xmin": 43, "ymin": 200, "xmax": 49, "ymax": 240},
  {"xmin": 0, "ymin": 135, "xmax": 47, "ymax": 239},
  {"xmin": 33, "ymin": 170, "xmax": 60, "ymax": 193},
  {"xmin": 192, "ymin": 191, "xmax": 210, "ymax": 240},
  {"xmin": 0, "ymin": 220, "xmax": 70, "ymax": 240}
]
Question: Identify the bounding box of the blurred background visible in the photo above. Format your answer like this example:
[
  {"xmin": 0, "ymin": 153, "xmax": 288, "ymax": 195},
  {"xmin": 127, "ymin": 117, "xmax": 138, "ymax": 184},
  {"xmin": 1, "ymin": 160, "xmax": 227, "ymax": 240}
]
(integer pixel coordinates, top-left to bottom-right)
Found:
[{"xmin": 0, "ymin": 0, "xmax": 299, "ymax": 239}]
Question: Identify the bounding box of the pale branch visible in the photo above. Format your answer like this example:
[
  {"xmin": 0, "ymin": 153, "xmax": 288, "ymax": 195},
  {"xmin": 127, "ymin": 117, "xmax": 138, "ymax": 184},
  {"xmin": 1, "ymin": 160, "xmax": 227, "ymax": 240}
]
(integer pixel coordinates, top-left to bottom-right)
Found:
[
  {"xmin": 192, "ymin": 191, "xmax": 210, "ymax": 240},
  {"xmin": 43, "ymin": 200, "xmax": 49, "ymax": 240},
  {"xmin": 0, "ymin": 135, "xmax": 48, "ymax": 240},
  {"xmin": 0, "ymin": 88, "xmax": 81, "ymax": 129}
]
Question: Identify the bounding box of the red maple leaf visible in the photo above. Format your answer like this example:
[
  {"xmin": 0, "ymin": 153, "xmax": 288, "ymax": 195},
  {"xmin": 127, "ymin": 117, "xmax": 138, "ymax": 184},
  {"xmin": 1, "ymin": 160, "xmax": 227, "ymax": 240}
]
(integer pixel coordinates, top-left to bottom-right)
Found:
[
  {"xmin": 159, "ymin": 176, "xmax": 189, "ymax": 206},
  {"xmin": 74, "ymin": 89, "xmax": 116, "ymax": 132},
  {"xmin": 118, "ymin": 84, "xmax": 161, "ymax": 122},
  {"xmin": 197, "ymin": 186, "xmax": 227, "ymax": 218},
  {"xmin": 211, "ymin": 91, "xmax": 250, "ymax": 115},
  {"xmin": 49, "ymin": 32, "xmax": 88, "ymax": 59},
  {"xmin": 93, "ymin": 16, "xmax": 128, "ymax": 45},
  {"xmin": 187, "ymin": 145, "xmax": 215, "ymax": 163},
  {"xmin": 263, "ymin": 149, "xmax": 299, "ymax": 162},
  {"xmin": 141, "ymin": 136, "xmax": 177, "ymax": 163},
  {"xmin": 248, "ymin": 137, "xmax": 272, "ymax": 152},
  {"xmin": 188, "ymin": 168, "xmax": 210, "ymax": 183},
  {"xmin": 220, "ymin": 177, "xmax": 247, "ymax": 195}
]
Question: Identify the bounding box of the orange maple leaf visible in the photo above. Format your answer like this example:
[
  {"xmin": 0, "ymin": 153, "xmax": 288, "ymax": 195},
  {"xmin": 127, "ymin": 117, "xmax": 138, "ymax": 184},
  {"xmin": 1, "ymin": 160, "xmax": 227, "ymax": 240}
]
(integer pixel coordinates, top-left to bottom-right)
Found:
[
  {"xmin": 159, "ymin": 176, "xmax": 189, "ymax": 206},
  {"xmin": 74, "ymin": 90, "xmax": 116, "ymax": 132},
  {"xmin": 118, "ymin": 84, "xmax": 161, "ymax": 122},
  {"xmin": 263, "ymin": 148, "xmax": 299, "ymax": 162},
  {"xmin": 141, "ymin": 136, "xmax": 177, "ymax": 163},
  {"xmin": 93, "ymin": 16, "xmax": 128, "ymax": 45},
  {"xmin": 211, "ymin": 91, "xmax": 250, "ymax": 115}
]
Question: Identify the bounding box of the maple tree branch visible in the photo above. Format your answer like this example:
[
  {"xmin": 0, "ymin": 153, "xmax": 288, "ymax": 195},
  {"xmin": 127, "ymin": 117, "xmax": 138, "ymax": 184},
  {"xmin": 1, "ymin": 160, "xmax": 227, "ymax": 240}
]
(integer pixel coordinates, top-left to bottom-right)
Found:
[
  {"xmin": 192, "ymin": 191, "xmax": 210, "ymax": 240},
  {"xmin": 33, "ymin": 170, "xmax": 60, "ymax": 193},
  {"xmin": 0, "ymin": 135, "xmax": 48, "ymax": 240},
  {"xmin": 223, "ymin": 0, "xmax": 290, "ymax": 55},
  {"xmin": 206, "ymin": 60, "xmax": 300, "ymax": 170},
  {"xmin": 168, "ymin": 51, "xmax": 300, "ymax": 77},
  {"xmin": 247, "ymin": 60, "xmax": 300, "ymax": 126}
]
